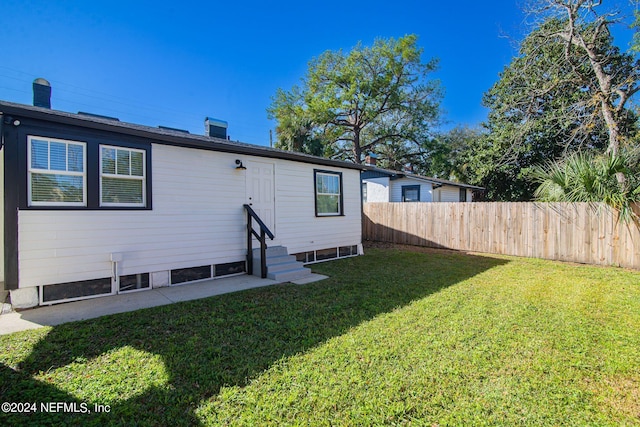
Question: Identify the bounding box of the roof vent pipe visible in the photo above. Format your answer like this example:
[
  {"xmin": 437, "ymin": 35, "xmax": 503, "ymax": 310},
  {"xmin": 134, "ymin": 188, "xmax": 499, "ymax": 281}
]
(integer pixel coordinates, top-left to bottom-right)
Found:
[{"xmin": 33, "ymin": 78, "xmax": 51, "ymax": 109}]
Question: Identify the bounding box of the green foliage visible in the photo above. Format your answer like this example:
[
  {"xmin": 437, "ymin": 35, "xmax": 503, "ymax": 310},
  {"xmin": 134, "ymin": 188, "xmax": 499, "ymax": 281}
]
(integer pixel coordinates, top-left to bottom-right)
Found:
[
  {"xmin": 267, "ymin": 35, "xmax": 442, "ymax": 164},
  {"xmin": 417, "ymin": 126, "xmax": 483, "ymax": 181},
  {"xmin": 3, "ymin": 248, "xmax": 640, "ymax": 425},
  {"xmin": 476, "ymin": 15, "xmax": 638, "ymax": 200},
  {"xmin": 634, "ymin": 9, "xmax": 640, "ymax": 54},
  {"xmin": 533, "ymin": 149, "xmax": 640, "ymax": 223},
  {"xmin": 268, "ymin": 87, "xmax": 324, "ymax": 156}
]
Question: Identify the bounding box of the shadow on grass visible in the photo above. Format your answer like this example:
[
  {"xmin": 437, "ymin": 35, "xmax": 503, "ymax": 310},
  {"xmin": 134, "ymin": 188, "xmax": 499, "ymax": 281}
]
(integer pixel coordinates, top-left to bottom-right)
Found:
[{"xmin": 0, "ymin": 247, "xmax": 507, "ymax": 426}]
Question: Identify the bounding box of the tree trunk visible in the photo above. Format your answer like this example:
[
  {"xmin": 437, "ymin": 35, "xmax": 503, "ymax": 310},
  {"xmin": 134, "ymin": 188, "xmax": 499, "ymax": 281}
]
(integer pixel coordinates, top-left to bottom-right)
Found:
[
  {"xmin": 601, "ymin": 99, "xmax": 620, "ymax": 156},
  {"xmin": 353, "ymin": 128, "xmax": 362, "ymax": 163},
  {"xmin": 554, "ymin": 1, "xmax": 622, "ymax": 156}
]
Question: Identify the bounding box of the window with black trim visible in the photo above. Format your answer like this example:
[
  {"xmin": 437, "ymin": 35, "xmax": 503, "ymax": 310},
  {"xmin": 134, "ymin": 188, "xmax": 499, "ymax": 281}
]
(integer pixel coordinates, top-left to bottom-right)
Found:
[
  {"xmin": 459, "ymin": 188, "xmax": 467, "ymax": 202},
  {"xmin": 28, "ymin": 136, "xmax": 86, "ymax": 206},
  {"xmin": 100, "ymin": 145, "xmax": 146, "ymax": 206},
  {"xmin": 24, "ymin": 134, "xmax": 151, "ymax": 210},
  {"xmin": 402, "ymin": 185, "xmax": 420, "ymax": 202},
  {"xmin": 314, "ymin": 170, "xmax": 343, "ymax": 216}
]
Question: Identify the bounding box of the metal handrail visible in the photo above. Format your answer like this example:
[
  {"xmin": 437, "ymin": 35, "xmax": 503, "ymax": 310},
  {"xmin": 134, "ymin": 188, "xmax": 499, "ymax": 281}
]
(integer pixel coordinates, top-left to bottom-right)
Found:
[{"xmin": 243, "ymin": 204, "xmax": 275, "ymax": 278}]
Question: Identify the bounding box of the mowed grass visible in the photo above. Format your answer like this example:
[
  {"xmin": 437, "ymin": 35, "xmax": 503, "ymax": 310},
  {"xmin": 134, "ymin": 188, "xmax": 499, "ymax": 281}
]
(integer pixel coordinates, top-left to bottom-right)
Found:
[{"xmin": 1, "ymin": 246, "xmax": 639, "ymax": 426}]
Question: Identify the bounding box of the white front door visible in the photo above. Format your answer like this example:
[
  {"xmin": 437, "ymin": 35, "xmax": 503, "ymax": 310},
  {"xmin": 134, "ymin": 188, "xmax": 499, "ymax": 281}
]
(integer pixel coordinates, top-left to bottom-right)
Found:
[{"xmin": 246, "ymin": 160, "xmax": 275, "ymax": 243}]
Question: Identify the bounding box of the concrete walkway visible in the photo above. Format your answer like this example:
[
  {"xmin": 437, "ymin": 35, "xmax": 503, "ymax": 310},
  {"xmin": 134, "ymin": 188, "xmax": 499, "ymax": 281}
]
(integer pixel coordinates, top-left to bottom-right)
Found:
[{"xmin": 0, "ymin": 273, "xmax": 328, "ymax": 335}]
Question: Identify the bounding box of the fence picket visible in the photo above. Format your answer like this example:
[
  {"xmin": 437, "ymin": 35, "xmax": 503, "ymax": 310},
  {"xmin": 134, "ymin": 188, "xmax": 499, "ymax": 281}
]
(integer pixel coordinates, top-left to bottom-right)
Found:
[{"xmin": 362, "ymin": 202, "xmax": 640, "ymax": 269}]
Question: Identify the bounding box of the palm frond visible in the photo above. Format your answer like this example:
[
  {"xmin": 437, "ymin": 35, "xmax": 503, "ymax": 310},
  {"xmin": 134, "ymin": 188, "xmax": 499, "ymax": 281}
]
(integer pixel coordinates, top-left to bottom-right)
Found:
[{"xmin": 533, "ymin": 149, "xmax": 640, "ymax": 224}]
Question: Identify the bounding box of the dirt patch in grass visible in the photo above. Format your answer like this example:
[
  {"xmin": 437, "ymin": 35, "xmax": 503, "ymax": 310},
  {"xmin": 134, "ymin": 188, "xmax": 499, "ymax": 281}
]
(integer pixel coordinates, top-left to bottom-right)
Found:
[{"xmin": 591, "ymin": 376, "xmax": 640, "ymax": 422}]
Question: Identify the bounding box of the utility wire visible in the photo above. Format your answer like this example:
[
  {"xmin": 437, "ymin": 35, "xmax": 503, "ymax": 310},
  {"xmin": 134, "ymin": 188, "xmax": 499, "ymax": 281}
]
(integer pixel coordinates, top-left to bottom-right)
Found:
[{"xmin": 0, "ymin": 66, "xmax": 272, "ymax": 143}]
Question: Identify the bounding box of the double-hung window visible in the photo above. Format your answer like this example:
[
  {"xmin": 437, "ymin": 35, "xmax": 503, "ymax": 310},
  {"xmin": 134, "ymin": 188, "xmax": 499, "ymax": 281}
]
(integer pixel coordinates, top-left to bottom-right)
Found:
[
  {"xmin": 314, "ymin": 170, "xmax": 343, "ymax": 216},
  {"xmin": 100, "ymin": 145, "xmax": 146, "ymax": 207},
  {"xmin": 28, "ymin": 136, "xmax": 86, "ymax": 206}
]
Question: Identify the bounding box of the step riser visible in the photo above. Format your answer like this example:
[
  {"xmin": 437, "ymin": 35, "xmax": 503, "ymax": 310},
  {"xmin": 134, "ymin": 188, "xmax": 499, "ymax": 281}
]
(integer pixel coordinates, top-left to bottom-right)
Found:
[
  {"xmin": 251, "ymin": 246, "xmax": 311, "ymax": 281},
  {"xmin": 252, "ymin": 246, "xmax": 288, "ymax": 258},
  {"xmin": 259, "ymin": 262, "xmax": 301, "ymax": 274},
  {"xmin": 251, "ymin": 258, "xmax": 301, "ymax": 274},
  {"xmin": 252, "ymin": 255, "xmax": 297, "ymax": 265},
  {"xmin": 253, "ymin": 265, "xmax": 310, "ymax": 277}
]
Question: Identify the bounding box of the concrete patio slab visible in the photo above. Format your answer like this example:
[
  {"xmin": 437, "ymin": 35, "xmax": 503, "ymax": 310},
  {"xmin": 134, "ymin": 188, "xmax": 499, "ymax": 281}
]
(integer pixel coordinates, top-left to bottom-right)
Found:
[
  {"xmin": 291, "ymin": 274, "xmax": 329, "ymax": 285},
  {"xmin": 0, "ymin": 273, "xmax": 328, "ymax": 335}
]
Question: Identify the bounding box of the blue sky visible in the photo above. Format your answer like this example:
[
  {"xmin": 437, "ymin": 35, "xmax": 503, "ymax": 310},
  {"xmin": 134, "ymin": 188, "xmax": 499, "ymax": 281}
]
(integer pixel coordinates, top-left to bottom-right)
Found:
[{"xmin": 0, "ymin": 0, "xmax": 636, "ymax": 146}]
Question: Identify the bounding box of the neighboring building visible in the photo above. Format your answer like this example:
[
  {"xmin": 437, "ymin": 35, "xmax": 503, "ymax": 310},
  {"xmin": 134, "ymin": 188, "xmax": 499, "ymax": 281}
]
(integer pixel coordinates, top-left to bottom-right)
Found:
[
  {"xmin": 0, "ymin": 81, "xmax": 364, "ymax": 308},
  {"xmin": 362, "ymin": 164, "xmax": 483, "ymax": 203}
]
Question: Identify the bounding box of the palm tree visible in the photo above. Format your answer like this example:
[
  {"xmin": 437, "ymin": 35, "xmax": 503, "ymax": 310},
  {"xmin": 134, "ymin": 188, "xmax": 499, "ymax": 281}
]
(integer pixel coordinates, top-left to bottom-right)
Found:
[{"xmin": 533, "ymin": 149, "xmax": 640, "ymax": 224}]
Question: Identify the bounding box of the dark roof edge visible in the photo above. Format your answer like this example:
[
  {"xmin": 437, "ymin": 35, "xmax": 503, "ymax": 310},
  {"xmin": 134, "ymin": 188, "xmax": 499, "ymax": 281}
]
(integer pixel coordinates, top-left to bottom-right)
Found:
[
  {"xmin": 0, "ymin": 101, "xmax": 365, "ymax": 171},
  {"xmin": 363, "ymin": 165, "xmax": 484, "ymax": 190}
]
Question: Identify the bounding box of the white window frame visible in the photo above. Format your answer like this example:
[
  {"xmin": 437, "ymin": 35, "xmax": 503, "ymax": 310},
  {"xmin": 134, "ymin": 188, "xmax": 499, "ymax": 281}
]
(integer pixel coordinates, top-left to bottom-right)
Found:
[
  {"xmin": 315, "ymin": 170, "xmax": 343, "ymax": 217},
  {"xmin": 100, "ymin": 145, "xmax": 146, "ymax": 207},
  {"xmin": 27, "ymin": 136, "xmax": 87, "ymax": 207}
]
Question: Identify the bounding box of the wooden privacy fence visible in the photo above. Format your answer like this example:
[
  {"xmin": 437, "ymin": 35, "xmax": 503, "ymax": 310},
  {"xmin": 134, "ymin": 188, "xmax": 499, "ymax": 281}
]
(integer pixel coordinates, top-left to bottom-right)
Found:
[{"xmin": 363, "ymin": 202, "xmax": 640, "ymax": 269}]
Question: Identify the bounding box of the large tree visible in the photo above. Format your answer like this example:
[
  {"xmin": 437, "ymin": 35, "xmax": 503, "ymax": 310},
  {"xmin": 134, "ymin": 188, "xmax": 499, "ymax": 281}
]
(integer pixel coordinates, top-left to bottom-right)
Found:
[
  {"xmin": 475, "ymin": 19, "xmax": 606, "ymax": 200},
  {"xmin": 474, "ymin": 3, "xmax": 638, "ymax": 200},
  {"xmin": 536, "ymin": 0, "xmax": 640, "ymax": 156},
  {"xmin": 416, "ymin": 126, "xmax": 483, "ymax": 182},
  {"xmin": 267, "ymin": 35, "xmax": 442, "ymax": 164},
  {"xmin": 527, "ymin": 0, "xmax": 640, "ymax": 215}
]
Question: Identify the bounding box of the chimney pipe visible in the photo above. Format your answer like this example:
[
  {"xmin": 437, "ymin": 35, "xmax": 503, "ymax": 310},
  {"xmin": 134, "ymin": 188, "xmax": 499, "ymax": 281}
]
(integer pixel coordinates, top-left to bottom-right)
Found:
[
  {"xmin": 33, "ymin": 78, "xmax": 52, "ymax": 109},
  {"xmin": 364, "ymin": 153, "xmax": 377, "ymax": 166}
]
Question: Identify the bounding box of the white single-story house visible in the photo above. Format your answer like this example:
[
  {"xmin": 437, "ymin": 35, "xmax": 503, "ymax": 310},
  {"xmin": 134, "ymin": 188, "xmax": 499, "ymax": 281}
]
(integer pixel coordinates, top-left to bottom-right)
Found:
[
  {"xmin": 0, "ymin": 81, "xmax": 364, "ymax": 308},
  {"xmin": 362, "ymin": 164, "xmax": 484, "ymax": 203}
]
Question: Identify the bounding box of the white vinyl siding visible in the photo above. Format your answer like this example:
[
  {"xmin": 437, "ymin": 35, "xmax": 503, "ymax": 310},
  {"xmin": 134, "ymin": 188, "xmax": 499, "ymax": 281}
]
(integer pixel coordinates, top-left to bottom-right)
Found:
[
  {"xmin": 100, "ymin": 145, "xmax": 146, "ymax": 207},
  {"xmin": 276, "ymin": 164, "xmax": 360, "ymax": 255},
  {"xmin": 17, "ymin": 144, "xmax": 362, "ymax": 288},
  {"xmin": 389, "ymin": 178, "xmax": 432, "ymax": 202},
  {"xmin": 465, "ymin": 188, "xmax": 473, "ymax": 202},
  {"xmin": 27, "ymin": 136, "xmax": 86, "ymax": 206},
  {"xmin": 437, "ymin": 186, "xmax": 466, "ymax": 202}
]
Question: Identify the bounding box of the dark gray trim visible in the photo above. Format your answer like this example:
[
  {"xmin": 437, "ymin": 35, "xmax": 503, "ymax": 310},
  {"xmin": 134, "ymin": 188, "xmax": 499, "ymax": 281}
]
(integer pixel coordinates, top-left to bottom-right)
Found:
[
  {"xmin": 401, "ymin": 185, "xmax": 421, "ymax": 202},
  {"xmin": 314, "ymin": 169, "xmax": 344, "ymax": 217},
  {"xmin": 17, "ymin": 117, "xmax": 152, "ymax": 211},
  {"xmin": 3, "ymin": 122, "xmax": 19, "ymax": 290},
  {"xmin": 459, "ymin": 187, "xmax": 467, "ymax": 202},
  {"xmin": 362, "ymin": 164, "xmax": 484, "ymax": 190},
  {"xmin": 0, "ymin": 113, "xmax": 4, "ymax": 150},
  {"xmin": 361, "ymin": 169, "xmax": 392, "ymax": 179},
  {"xmin": 0, "ymin": 101, "xmax": 365, "ymax": 172}
]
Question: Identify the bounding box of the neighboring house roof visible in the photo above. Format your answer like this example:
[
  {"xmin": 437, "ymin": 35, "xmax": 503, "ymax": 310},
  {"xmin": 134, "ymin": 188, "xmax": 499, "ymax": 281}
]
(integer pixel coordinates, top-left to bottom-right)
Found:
[
  {"xmin": 361, "ymin": 165, "xmax": 484, "ymax": 190},
  {"xmin": 0, "ymin": 100, "xmax": 365, "ymax": 171}
]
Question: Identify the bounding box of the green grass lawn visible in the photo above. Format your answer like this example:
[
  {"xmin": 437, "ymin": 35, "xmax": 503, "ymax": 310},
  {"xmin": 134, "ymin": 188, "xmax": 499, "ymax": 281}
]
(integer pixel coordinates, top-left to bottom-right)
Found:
[{"xmin": 1, "ymin": 245, "xmax": 639, "ymax": 426}]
